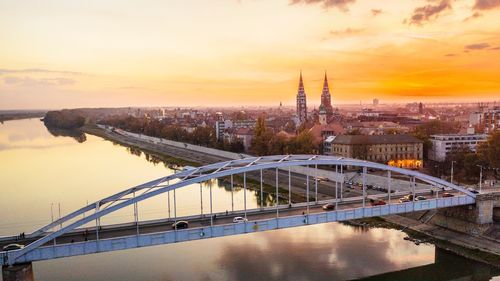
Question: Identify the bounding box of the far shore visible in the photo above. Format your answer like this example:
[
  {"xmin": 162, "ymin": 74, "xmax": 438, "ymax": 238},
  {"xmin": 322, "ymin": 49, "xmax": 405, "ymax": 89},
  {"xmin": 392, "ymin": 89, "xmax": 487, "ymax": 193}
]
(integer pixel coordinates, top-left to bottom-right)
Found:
[{"xmin": 0, "ymin": 111, "xmax": 46, "ymax": 123}]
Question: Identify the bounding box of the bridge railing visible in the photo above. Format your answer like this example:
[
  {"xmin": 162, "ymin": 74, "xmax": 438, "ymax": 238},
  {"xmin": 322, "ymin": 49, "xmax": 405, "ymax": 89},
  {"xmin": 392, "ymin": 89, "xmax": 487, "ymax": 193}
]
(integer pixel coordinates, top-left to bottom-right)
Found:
[{"xmin": 2, "ymin": 155, "xmax": 477, "ymax": 265}]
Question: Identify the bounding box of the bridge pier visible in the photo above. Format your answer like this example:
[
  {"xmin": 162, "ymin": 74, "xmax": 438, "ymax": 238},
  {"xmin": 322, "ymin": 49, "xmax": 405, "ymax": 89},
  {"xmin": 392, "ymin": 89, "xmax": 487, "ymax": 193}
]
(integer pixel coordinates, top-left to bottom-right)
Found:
[
  {"xmin": 2, "ymin": 263, "xmax": 35, "ymax": 281},
  {"xmin": 431, "ymin": 192, "xmax": 499, "ymax": 236}
]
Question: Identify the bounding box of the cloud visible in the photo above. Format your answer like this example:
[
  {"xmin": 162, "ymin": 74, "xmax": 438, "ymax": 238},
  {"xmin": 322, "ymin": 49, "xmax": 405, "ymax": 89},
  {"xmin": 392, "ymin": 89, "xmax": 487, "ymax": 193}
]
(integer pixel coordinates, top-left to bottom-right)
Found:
[
  {"xmin": 289, "ymin": 0, "xmax": 356, "ymax": 11},
  {"xmin": 490, "ymin": 46, "xmax": 500, "ymax": 50},
  {"xmin": 3, "ymin": 76, "xmax": 76, "ymax": 86},
  {"xmin": 371, "ymin": 9, "xmax": 383, "ymax": 16},
  {"xmin": 406, "ymin": 0, "xmax": 452, "ymax": 25},
  {"xmin": 0, "ymin": 68, "xmax": 82, "ymax": 76},
  {"xmin": 464, "ymin": 43, "xmax": 490, "ymax": 50},
  {"xmin": 463, "ymin": 11, "xmax": 482, "ymax": 21},
  {"xmin": 329, "ymin": 27, "xmax": 364, "ymax": 36},
  {"xmin": 473, "ymin": 0, "xmax": 500, "ymax": 10},
  {"xmin": 445, "ymin": 53, "xmax": 458, "ymax": 57}
]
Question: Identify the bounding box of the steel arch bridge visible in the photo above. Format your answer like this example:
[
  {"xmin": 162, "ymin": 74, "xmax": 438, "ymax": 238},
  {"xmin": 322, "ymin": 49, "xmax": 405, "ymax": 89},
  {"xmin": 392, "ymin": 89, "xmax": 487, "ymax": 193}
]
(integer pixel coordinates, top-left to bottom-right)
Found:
[{"xmin": 1, "ymin": 155, "xmax": 476, "ymax": 265}]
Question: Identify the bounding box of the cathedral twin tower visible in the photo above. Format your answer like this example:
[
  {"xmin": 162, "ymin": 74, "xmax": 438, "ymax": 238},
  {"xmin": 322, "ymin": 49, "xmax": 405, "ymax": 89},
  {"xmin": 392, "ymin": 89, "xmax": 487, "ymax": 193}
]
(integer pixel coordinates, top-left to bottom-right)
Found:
[{"xmin": 296, "ymin": 71, "xmax": 333, "ymax": 124}]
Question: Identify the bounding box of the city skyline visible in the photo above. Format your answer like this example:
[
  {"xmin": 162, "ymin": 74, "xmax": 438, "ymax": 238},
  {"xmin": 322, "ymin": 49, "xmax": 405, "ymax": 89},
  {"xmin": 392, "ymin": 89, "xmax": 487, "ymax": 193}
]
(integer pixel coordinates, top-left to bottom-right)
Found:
[{"xmin": 1, "ymin": 0, "xmax": 500, "ymax": 109}]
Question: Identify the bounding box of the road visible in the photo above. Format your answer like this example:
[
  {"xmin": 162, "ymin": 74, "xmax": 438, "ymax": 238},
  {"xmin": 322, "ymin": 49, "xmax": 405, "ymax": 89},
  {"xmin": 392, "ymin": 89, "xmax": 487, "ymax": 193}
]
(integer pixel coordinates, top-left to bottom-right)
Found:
[
  {"xmin": 0, "ymin": 189, "xmax": 453, "ymax": 250},
  {"xmin": 83, "ymin": 126, "xmax": 428, "ymax": 202}
]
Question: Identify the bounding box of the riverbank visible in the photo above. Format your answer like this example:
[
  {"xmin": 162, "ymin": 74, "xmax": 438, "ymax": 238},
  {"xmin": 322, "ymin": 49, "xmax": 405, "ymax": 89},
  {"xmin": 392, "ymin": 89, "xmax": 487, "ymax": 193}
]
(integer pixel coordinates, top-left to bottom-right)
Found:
[
  {"xmin": 353, "ymin": 215, "xmax": 500, "ymax": 267},
  {"xmin": 0, "ymin": 111, "xmax": 46, "ymax": 123},
  {"xmin": 81, "ymin": 124, "xmax": 306, "ymax": 202},
  {"xmin": 82, "ymin": 124, "xmax": 500, "ymax": 267}
]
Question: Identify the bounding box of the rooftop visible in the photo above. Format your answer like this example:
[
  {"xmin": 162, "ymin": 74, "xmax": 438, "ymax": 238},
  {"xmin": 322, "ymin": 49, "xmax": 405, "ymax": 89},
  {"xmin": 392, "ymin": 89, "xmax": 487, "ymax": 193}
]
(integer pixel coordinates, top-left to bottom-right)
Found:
[{"xmin": 332, "ymin": 134, "xmax": 422, "ymax": 145}]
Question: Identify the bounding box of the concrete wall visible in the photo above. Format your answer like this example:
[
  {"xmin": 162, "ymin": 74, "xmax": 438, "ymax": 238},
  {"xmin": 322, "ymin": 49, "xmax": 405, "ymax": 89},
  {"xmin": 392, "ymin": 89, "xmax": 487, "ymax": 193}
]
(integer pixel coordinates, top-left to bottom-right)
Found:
[
  {"xmin": 98, "ymin": 125, "xmax": 346, "ymax": 182},
  {"xmin": 2, "ymin": 263, "xmax": 34, "ymax": 281},
  {"xmin": 431, "ymin": 192, "xmax": 500, "ymax": 235}
]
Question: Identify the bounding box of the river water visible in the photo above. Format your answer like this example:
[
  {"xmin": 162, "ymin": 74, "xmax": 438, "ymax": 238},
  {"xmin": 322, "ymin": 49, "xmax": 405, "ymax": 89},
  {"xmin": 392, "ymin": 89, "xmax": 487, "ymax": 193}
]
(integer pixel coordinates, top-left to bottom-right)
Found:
[{"xmin": 0, "ymin": 118, "xmax": 499, "ymax": 281}]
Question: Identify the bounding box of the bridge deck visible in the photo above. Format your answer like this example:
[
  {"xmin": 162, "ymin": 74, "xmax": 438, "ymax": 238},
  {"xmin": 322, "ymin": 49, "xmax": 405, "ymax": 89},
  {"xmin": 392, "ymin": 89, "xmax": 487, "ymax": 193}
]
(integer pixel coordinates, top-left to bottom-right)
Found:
[{"xmin": 1, "ymin": 195, "xmax": 474, "ymax": 265}]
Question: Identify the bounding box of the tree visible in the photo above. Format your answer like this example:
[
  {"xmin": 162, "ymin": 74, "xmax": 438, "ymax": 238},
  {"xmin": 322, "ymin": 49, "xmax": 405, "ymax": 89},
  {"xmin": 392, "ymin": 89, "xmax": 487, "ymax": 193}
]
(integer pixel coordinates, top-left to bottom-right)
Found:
[
  {"xmin": 352, "ymin": 144, "xmax": 368, "ymax": 160},
  {"xmin": 412, "ymin": 120, "xmax": 461, "ymax": 160},
  {"xmin": 269, "ymin": 134, "xmax": 288, "ymax": 155},
  {"xmin": 250, "ymin": 116, "xmax": 272, "ymax": 155},
  {"xmin": 288, "ymin": 130, "xmax": 317, "ymax": 154},
  {"xmin": 483, "ymin": 131, "xmax": 500, "ymax": 168}
]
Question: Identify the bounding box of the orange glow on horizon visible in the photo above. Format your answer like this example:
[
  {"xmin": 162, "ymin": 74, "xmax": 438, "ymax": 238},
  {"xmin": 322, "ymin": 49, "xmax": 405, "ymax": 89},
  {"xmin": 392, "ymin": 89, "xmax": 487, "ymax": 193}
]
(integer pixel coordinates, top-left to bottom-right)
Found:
[{"xmin": 1, "ymin": 0, "xmax": 500, "ymax": 109}]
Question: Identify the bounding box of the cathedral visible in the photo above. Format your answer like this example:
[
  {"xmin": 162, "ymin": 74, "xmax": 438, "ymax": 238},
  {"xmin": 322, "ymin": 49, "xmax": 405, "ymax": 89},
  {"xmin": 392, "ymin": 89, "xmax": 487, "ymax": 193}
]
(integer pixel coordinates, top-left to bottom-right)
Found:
[{"xmin": 296, "ymin": 71, "xmax": 333, "ymax": 124}]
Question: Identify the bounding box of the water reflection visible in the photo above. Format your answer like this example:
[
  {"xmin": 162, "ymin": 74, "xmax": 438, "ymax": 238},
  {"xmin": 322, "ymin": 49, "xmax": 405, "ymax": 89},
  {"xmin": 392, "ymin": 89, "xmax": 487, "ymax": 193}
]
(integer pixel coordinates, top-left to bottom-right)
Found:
[
  {"xmin": 34, "ymin": 222, "xmax": 500, "ymax": 281},
  {"xmin": 45, "ymin": 126, "xmax": 87, "ymax": 143},
  {"xmin": 218, "ymin": 224, "xmax": 427, "ymax": 281},
  {"xmin": 2, "ymin": 119, "xmax": 499, "ymax": 281}
]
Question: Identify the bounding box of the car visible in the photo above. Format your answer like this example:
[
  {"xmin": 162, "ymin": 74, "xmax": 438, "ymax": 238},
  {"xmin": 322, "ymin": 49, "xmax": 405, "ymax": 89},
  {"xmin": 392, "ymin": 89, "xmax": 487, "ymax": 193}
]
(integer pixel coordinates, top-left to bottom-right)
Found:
[
  {"xmin": 415, "ymin": 196, "xmax": 427, "ymax": 201},
  {"xmin": 399, "ymin": 197, "xmax": 411, "ymax": 203},
  {"xmin": 318, "ymin": 177, "xmax": 329, "ymax": 182},
  {"xmin": 467, "ymin": 188, "xmax": 479, "ymax": 194},
  {"xmin": 442, "ymin": 192, "xmax": 454, "ymax": 198},
  {"xmin": 2, "ymin": 243, "xmax": 24, "ymax": 251},
  {"xmin": 172, "ymin": 220, "xmax": 189, "ymax": 229},
  {"xmin": 233, "ymin": 216, "xmax": 248, "ymax": 223},
  {"xmin": 399, "ymin": 195, "xmax": 413, "ymax": 203},
  {"xmin": 322, "ymin": 203, "xmax": 335, "ymax": 211},
  {"xmin": 370, "ymin": 199, "xmax": 387, "ymax": 206}
]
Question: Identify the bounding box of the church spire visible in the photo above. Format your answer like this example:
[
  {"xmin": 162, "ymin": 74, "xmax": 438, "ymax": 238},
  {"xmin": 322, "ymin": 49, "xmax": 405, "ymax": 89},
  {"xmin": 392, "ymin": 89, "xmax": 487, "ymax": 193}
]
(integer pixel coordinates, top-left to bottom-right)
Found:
[
  {"xmin": 296, "ymin": 70, "xmax": 307, "ymax": 124},
  {"xmin": 320, "ymin": 70, "xmax": 333, "ymax": 118},
  {"xmin": 298, "ymin": 70, "xmax": 304, "ymax": 91},
  {"xmin": 323, "ymin": 71, "xmax": 329, "ymax": 89}
]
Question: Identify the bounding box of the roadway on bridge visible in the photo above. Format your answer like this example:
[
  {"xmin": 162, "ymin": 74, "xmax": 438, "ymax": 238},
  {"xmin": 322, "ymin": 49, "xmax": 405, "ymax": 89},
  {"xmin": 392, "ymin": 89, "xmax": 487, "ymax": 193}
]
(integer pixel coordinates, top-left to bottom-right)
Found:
[{"xmin": 1, "ymin": 189, "xmax": 451, "ymax": 251}]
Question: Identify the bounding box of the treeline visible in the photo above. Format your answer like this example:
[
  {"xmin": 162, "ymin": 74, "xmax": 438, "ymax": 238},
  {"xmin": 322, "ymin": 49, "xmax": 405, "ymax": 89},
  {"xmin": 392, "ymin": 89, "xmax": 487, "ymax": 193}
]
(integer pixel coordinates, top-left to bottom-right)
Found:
[
  {"xmin": 101, "ymin": 116, "xmax": 245, "ymax": 153},
  {"xmin": 411, "ymin": 120, "xmax": 462, "ymax": 160},
  {"xmin": 250, "ymin": 117, "xmax": 318, "ymax": 156},
  {"xmin": 43, "ymin": 110, "xmax": 86, "ymax": 129}
]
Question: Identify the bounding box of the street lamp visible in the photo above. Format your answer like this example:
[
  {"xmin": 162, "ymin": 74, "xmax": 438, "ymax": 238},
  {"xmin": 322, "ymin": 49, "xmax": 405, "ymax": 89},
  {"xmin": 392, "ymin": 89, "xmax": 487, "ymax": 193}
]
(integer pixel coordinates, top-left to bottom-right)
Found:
[
  {"xmin": 451, "ymin": 161, "xmax": 456, "ymax": 185},
  {"xmin": 477, "ymin": 165, "xmax": 483, "ymax": 192}
]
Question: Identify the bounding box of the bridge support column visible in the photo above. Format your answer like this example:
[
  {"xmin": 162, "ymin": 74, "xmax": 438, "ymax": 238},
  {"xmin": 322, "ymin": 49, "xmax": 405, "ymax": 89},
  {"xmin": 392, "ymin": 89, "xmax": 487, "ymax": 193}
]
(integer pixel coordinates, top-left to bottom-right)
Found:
[
  {"xmin": 431, "ymin": 192, "xmax": 498, "ymax": 236},
  {"xmin": 2, "ymin": 263, "xmax": 35, "ymax": 281}
]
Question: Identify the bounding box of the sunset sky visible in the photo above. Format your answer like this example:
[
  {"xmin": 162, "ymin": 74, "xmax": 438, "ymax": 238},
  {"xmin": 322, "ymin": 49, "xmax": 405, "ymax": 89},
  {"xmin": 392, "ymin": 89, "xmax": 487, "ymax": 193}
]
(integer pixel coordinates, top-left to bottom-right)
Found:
[{"xmin": 1, "ymin": 0, "xmax": 500, "ymax": 109}]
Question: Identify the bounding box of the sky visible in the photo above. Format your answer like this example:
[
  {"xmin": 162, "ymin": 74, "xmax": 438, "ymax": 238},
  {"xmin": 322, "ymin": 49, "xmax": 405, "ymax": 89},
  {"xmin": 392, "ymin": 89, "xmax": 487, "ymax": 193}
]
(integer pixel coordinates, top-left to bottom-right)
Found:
[{"xmin": 1, "ymin": 0, "xmax": 500, "ymax": 109}]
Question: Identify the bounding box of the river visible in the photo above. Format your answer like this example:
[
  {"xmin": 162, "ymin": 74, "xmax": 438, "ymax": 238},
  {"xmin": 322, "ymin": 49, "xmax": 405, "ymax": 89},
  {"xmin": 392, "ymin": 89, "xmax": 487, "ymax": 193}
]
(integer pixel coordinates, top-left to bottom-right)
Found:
[{"xmin": 0, "ymin": 118, "xmax": 499, "ymax": 281}]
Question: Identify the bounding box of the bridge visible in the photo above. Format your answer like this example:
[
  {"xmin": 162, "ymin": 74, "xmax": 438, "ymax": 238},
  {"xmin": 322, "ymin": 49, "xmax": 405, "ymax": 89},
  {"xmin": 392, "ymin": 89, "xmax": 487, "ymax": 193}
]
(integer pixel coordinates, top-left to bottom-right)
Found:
[{"xmin": 1, "ymin": 155, "xmax": 477, "ymax": 268}]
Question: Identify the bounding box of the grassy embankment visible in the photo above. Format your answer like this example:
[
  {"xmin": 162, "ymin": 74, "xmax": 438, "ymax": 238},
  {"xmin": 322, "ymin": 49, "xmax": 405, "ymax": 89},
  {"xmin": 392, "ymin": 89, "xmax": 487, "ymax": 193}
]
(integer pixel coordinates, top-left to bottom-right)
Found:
[{"xmin": 81, "ymin": 124, "xmax": 305, "ymax": 203}]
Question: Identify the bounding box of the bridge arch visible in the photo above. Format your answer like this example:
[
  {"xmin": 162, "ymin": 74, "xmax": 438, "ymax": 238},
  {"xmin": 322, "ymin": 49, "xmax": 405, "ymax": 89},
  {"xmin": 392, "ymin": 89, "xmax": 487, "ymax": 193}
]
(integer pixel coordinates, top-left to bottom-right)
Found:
[{"xmin": 5, "ymin": 155, "xmax": 476, "ymax": 264}]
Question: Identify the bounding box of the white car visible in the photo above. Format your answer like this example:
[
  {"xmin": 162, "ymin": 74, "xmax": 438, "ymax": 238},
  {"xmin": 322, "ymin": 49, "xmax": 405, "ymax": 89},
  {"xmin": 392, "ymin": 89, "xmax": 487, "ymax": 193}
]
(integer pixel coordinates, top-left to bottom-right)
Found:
[{"xmin": 233, "ymin": 216, "xmax": 248, "ymax": 223}]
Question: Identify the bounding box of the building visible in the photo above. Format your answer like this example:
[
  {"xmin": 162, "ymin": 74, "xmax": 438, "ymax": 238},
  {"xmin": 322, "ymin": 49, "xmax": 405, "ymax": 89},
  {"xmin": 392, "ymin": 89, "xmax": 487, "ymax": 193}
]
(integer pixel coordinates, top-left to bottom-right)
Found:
[
  {"xmin": 296, "ymin": 71, "xmax": 307, "ymax": 124},
  {"xmin": 329, "ymin": 134, "xmax": 424, "ymax": 169},
  {"xmin": 320, "ymin": 72, "xmax": 333, "ymax": 118},
  {"xmin": 428, "ymin": 130, "xmax": 488, "ymax": 162},
  {"xmin": 309, "ymin": 123, "xmax": 345, "ymax": 147},
  {"xmin": 215, "ymin": 120, "xmax": 225, "ymax": 140},
  {"xmin": 469, "ymin": 111, "xmax": 483, "ymax": 126},
  {"xmin": 318, "ymin": 104, "xmax": 327, "ymax": 125},
  {"xmin": 483, "ymin": 108, "xmax": 500, "ymax": 133},
  {"xmin": 345, "ymin": 121, "xmax": 410, "ymax": 135},
  {"xmin": 215, "ymin": 119, "xmax": 255, "ymax": 141},
  {"xmin": 233, "ymin": 127, "xmax": 254, "ymax": 151}
]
